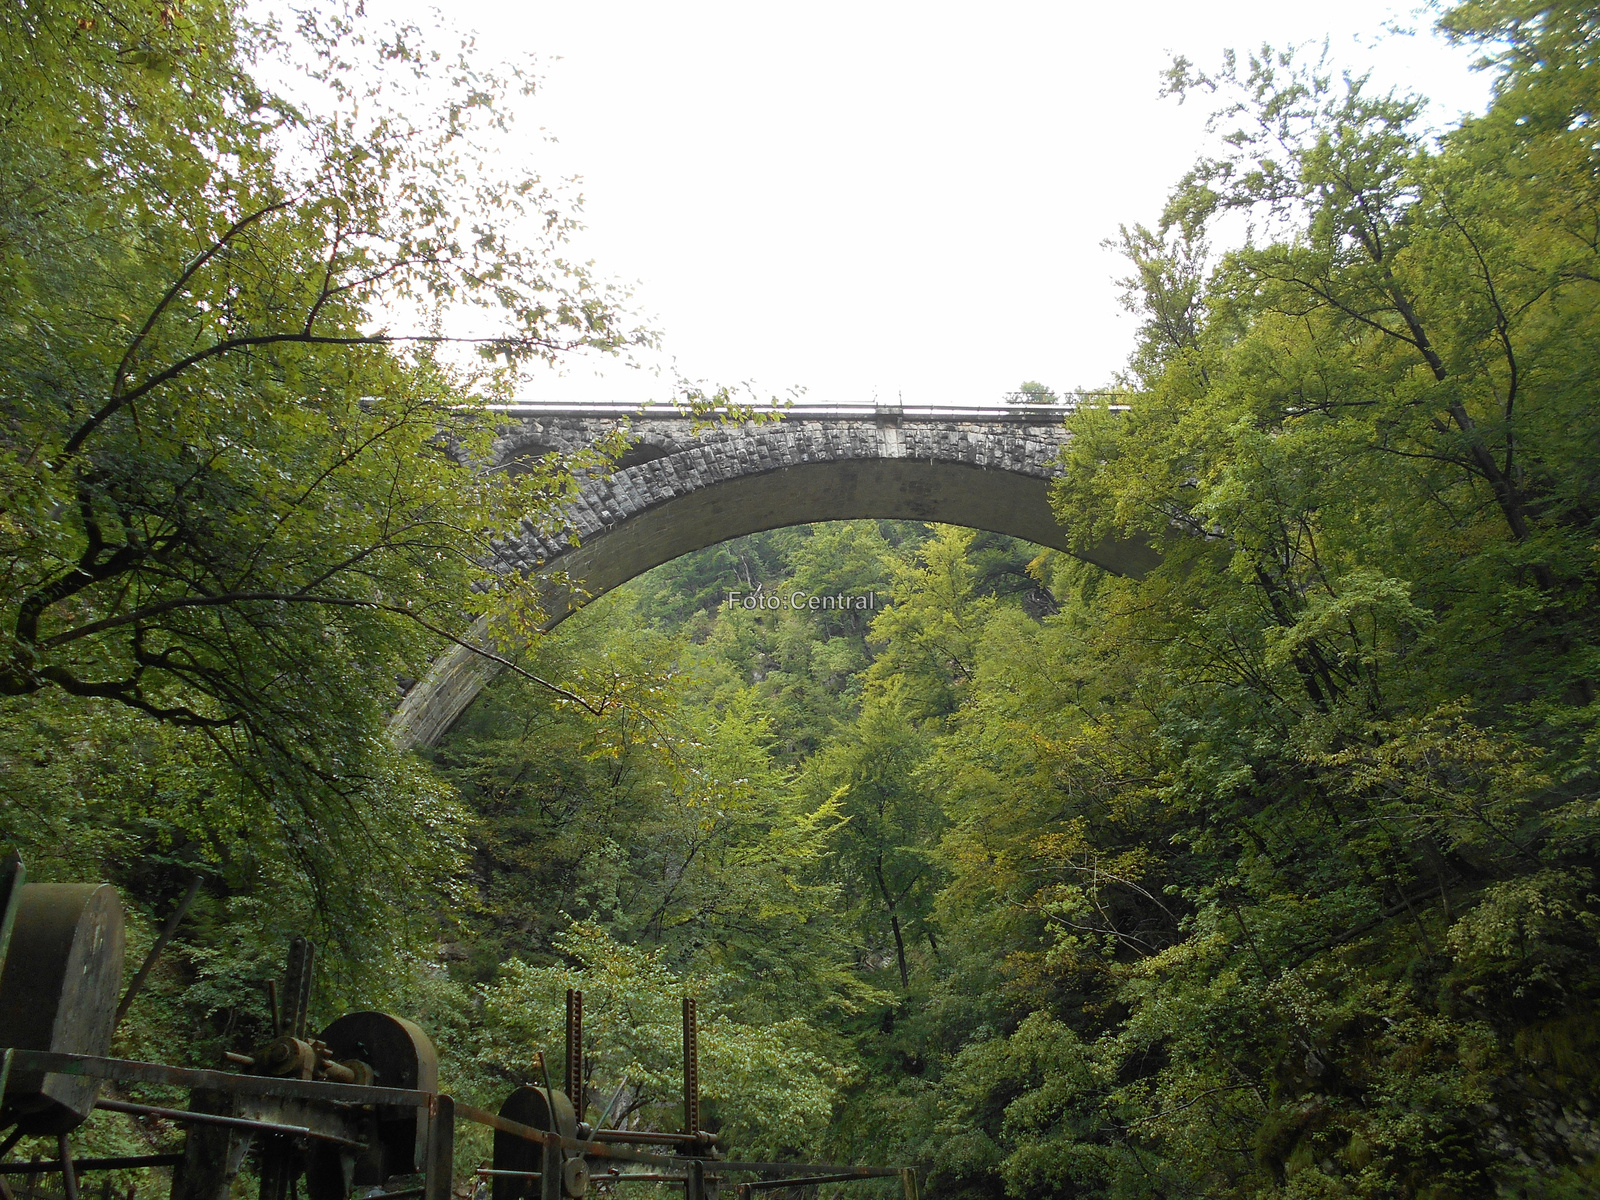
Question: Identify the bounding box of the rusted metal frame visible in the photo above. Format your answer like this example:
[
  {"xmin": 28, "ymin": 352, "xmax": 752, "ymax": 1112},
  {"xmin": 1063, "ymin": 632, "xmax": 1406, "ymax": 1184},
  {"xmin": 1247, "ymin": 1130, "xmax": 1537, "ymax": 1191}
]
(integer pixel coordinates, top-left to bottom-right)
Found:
[
  {"xmin": 94, "ymin": 1098, "xmax": 364, "ymax": 1147},
  {"xmin": 473, "ymin": 1170, "xmax": 544, "ymax": 1179},
  {"xmin": 1, "ymin": 1049, "xmax": 432, "ymax": 1107},
  {"xmin": 0, "ymin": 1155, "xmax": 185, "ymax": 1174}
]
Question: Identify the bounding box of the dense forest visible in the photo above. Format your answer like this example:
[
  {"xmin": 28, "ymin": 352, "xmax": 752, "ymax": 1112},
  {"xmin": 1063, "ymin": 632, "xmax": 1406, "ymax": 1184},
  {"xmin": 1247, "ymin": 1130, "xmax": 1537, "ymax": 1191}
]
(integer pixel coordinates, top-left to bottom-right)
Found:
[{"xmin": 3, "ymin": 1, "xmax": 1600, "ymax": 1197}]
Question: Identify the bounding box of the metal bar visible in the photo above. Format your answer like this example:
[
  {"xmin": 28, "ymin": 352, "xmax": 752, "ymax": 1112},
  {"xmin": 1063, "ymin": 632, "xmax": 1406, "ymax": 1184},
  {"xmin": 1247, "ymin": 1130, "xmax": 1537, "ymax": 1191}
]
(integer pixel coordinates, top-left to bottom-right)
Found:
[
  {"xmin": 472, "ymin": 1171, "xmax": 543, "ymax": 1179},
  {"xmin": 1, "ymin": 1050, "xmax": 432, "ymax": 1108},
  {"xmin": 452, "ymin": 1104, "xmax": 910, "ymax": 1179},
  {"xmin": 0, "ymin": 1157, "xmax": 185, "ymax": 1175},
  {"xmin": 588, "ymin": 1132, "xmax": 703, "ymax": 1147},
  {"xmin": 737, "ymin": 1176, "xmax": 888, "ymax": 1192},
  {"xmin": 94, "ymin": 1099, "xmax": 363, "ymax": 1148},
  {"xmin": 454, "ymin": 1106, "xmax": 680, "ymax": 1170},
  {"xmin": 706, "ymin": 1167, "xmax": 904, "ymax": 1180},
  {"xmin": 595, "ymin": 1177, "xmax": 686, "ymax": 1185},
  {"xmin": 115, "ymin": 874, "xmax": 203, "ymax": 1028},
  {"xmin": 54, "ymin": 1138, "xmax": 77, "ymax": 1200},
  {"xmin": 595, "ymin": 1078, "xmax": 629, "ymax": 1133},
  {"xmin": 282, "ymin": 938, "xmax": 314, "ymax": 1040},
  {"xmin": 49, "ymin": 1142, "xmax": 75, "ymax": 1200}
]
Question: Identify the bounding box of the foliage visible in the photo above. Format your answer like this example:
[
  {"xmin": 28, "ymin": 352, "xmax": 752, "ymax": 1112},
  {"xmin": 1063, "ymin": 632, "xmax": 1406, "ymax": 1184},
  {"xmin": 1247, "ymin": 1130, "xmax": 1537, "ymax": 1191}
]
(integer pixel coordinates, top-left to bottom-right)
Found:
[{"xmin": 8, "ymin": 3, "xmax": 1600, "ymax": 1198}]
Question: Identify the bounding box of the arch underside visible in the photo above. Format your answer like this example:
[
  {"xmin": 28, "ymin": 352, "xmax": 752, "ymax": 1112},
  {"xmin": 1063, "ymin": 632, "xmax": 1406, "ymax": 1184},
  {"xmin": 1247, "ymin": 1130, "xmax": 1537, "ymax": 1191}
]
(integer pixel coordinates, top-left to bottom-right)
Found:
[{"xmin": 392, "ymin": 457, "xmax": 1158, "ymax": 749}]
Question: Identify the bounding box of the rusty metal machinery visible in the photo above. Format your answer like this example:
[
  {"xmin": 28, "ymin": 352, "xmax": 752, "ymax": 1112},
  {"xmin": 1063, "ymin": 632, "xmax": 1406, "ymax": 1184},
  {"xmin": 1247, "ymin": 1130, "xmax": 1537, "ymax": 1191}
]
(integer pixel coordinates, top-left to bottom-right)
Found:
[
  {"xmin": 493, "ymin": 1085, "xmax": 580, "ymax": 1200},
  {"xmin": 0, "ymin": 878, "xmax": 125, "ymax": 1136},
  {"xmin": 0, "ymin": 862, "xmax": 918, "ymax": 1200},
  {"xmin": 303, "ymin": 1012, "xmax": 440, "ymax": 1200}
]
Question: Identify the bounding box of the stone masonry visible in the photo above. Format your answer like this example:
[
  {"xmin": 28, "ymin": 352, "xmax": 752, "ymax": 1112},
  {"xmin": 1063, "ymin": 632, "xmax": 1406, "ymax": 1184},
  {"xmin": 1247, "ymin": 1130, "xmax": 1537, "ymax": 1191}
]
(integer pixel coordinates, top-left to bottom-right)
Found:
[
  {"xmin": 391, "ymin": 402, "xmax": 1158, "ymax": 749},
  {"xmin": 485, "ymin": 404, "xmax": 1076, "ymax": 575}
]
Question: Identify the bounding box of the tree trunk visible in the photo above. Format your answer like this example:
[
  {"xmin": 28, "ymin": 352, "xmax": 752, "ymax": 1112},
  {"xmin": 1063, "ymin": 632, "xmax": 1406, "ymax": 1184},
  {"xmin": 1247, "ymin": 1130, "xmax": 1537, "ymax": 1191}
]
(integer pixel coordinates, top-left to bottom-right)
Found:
[
  {"xmin": 889, "ymin": 914, "xmax": 909, "ymax": 990},
  {"xmin": 872, "ymin": 854, "xmax": 910, "ymax": 989}
]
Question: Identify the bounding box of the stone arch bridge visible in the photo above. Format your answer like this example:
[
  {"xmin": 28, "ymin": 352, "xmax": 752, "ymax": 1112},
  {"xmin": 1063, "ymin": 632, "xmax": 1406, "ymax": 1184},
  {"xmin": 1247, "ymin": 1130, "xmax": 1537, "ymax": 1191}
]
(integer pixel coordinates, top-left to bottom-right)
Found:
[{"xmin": 391, "ymin": 402, "xmax": 1157, "ymax": 748}]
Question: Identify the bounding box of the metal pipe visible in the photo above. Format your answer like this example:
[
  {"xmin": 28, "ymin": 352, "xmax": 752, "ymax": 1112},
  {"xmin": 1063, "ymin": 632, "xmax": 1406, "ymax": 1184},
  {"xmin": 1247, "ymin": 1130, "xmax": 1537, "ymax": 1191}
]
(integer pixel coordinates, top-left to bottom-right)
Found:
[
  {"xmin": 598, "ymin": 1177, "xmax": 686, "ymax": 1185},
  {"xmin": 588, "ymin": 1132, "xmax": 706, "ymax": 1147},
  {"xmin": 454, "ymin": 1105, "xmax": 680, "ymax": 1171},
  {"xmin": 472, "ymin": 1171, "xmax": 543, "ymax": 1179},
  {"xmin": 737, "ymin": 1176, "xmax": 888, "ymax": 1192},
  {"xmin": 705, "ymin": 1166, "xmax": 904, "ymax": 1179},
  {"xmin": 114, "ymin": 874, "xmax": 203, "ymax": 1028},
  {"xmin": 594, "ymin": 1078, "xmax": 629, "ymax": 1133},
  {"xmin": 54, "ymin": 1137, "xmax": 77, "ymax": 1200},
  {"xmin": 0, "ymin": 1157, "xmax": 185, "ymax": 1175},
  {"xmin": 446, "ymin": 1105, "xmax": 914, "ymax": 1180},
  {"xmin": 94, "ymin": 1099, "xmax": 364, "ymax": 1147}
]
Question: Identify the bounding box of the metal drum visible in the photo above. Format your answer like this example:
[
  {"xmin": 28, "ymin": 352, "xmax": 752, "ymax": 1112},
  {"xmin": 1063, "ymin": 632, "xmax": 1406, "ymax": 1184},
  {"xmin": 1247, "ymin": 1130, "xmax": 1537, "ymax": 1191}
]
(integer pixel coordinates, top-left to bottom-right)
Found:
[
  {"xmin": 0, "ymin": 883, "xmax": 126, "ymax": 1134},
  {"xmin": 495, "ymin": 1085, "xmax": 579, "ymax": 1200},
  {"xmin": 304, "ymin": 1011, "xmax": 439, "ymax": 1200}
]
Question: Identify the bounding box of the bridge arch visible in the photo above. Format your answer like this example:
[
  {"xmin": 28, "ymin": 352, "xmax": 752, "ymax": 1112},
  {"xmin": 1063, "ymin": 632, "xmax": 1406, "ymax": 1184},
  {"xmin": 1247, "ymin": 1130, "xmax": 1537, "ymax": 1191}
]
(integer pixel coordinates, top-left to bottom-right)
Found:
[{"xmin": 391, "ymin": 404, "xmax": 1157, "ymax": 749}]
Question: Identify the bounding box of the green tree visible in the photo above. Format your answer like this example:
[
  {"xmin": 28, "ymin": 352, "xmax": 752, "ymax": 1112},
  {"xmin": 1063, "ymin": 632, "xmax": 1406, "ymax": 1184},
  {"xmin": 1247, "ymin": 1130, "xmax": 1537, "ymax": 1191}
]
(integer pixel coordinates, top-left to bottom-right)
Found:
[
  {"xmin": 807, "ymin": 683, "xmax": 942, "ymax": 990},
  {"xmin": 0, "ymin": 2, "xmax": 645, "ymax": 945}
]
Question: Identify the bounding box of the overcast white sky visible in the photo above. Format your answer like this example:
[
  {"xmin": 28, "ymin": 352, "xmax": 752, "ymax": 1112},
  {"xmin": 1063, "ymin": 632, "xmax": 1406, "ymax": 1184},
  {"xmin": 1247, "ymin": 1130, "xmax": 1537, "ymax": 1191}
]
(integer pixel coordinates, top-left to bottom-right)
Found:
[{"xmin": 374, "ymin": 1, "xmax": 1493, "ymax": 407}]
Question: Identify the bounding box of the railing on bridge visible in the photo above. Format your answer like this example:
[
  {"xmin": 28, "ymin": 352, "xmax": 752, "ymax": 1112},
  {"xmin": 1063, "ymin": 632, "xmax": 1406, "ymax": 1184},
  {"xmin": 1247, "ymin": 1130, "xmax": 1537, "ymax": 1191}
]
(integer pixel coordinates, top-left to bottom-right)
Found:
[{"xmin": 481, "ymin": 393, "xmax": 1132, "ymax": 422}]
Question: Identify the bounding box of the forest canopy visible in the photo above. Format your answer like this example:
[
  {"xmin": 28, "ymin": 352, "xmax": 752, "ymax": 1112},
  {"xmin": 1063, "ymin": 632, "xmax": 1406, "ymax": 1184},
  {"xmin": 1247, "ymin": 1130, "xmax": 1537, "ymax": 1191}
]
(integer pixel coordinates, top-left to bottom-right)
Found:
[{"xmin": 4, "ymin": 2, "xmax": 1600, "ymax": 1199}]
